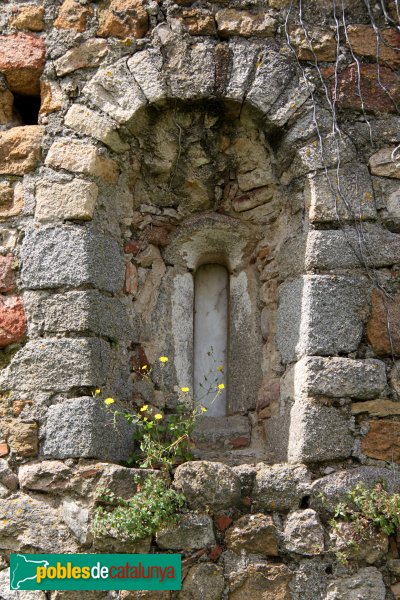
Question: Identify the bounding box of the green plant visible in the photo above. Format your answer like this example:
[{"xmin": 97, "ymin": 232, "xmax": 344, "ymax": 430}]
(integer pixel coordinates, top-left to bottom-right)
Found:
[
  {"xmin": 329, "ymin": 482, "xmax": 400, "ymax": 562},
  {"xmin": 92, "ymin": 475, "xmax": 186, "ymax": 542},
  {"xmin": 99, "ymin": 354, "xmax": 224, "ymax": 470}
]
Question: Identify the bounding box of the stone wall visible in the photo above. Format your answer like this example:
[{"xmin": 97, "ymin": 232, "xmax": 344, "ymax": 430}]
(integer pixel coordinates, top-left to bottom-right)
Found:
[{"xmin": 0, "ymin": 0, "xmax": 400, "ymax": 598}]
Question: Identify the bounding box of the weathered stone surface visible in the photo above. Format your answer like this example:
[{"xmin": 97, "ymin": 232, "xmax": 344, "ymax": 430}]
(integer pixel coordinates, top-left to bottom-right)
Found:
[
  {"xmin": 164, "ymin": 38, "xmax": 215, "ymax": 102},
  {"xmin": 10, "ymin": 6, "xmax": 45, "ymax": 31},
  {"xmin": 0, "ymin": 126, "xmax": 43, "ymax": 175},
  {"xmin": 216, "ymin": 9, "xmax": 277, "ymax": 38},
  {"xmin": 21, "ymin": 226, "xmax": 124, "ymax": 293},
  {"xmin": 95, "ymin": 465, "xmax": 158, "ymax": 500},
  {"xmin": 7, "ymin": 420, "xmax": 38, "ymax": 458},
  {"xmin": 306, "ymin": 226, "xmax": 400, "ymax": 270},
  {"xmin": 277, "ymin": 275, "xmax": 370, "ymax": 363},
  {"xmin": 335, "ymin": 64, "xmax": 400, "ymax": 113},
  {"xmin": 232, "ymin": 186, "xmax": 274, "ymax": 213},
  {"xmin": 43, "ymin": 397, "xmax": 135, "ymax": 461},
  {"xmin": 0, "ymin": 296, "xmax": 27, "ymax": 348},
  {"xmin": 0, "ymin": 567, "xmax": 47, "ymax": 599},
  {"xmin": 19, "ymin": 460, "xmax": 73, "ymax": 493},
  {"xmin": 289, "ymin": 26, "xmax": 336, "ymax": 61},
  {"xmin": 0, "ymin": 493, "xmax": 78, "ymax": 553},
  {"xmin": 225, "ymin": 514, "xmax": 278, "ymax": 556},
  {"xmin": 347, "ymin": 25, "xmax": 400, "ymax": 67},
  {"xmin": 0, "ymin": 89, "xmax": 13, "ymax": 125},
  {"xmin": 0, "ymin": 338, "xmax": 111, "ymax": 392},
  {"xmin": 392, "ymin": 582, "xmax": 400, "ymax": 600},
  {"xmin": 295, "ymin": 356, "xmax": 386, "ymax": 399},
  {"xmin": 285, "ymin": 134, "xmax": 356, "ymax": 179},
  {"xmin": 253, "ymin": 464, "xmax": 311, "ymax": 511},
  {"xmin": 306, "ymin": 164, "xmax": 376, "ymax": 223},
  {"xmin": 310, "ymin": 466, "xmax": 400, "ymax": 513},
  {"xmin": 173, "ymin": 461, "xmax": 241, "ymax": 512},
  {"xmin": 0, "ymin": 33, "xmax": 45, "ymax": 94},
  {"xmin": 54, "ymin": 39, "xmax": 109, "ymax": 77},
  {"xmin": 0, "ymin": 182, "xmax": 24, "ymax": 221},
  {"xmin": 288, "ymin": 401, "xmax": 353, "ymax": 463},
  {"xmin": 127, "ymin": 49, "xmax": 166, "ymax": 104},
  {"xmin": 180, "ymin": 9, "xmax": 216, "ymax": 36},
  {"xmin": 324, "ymin": 567, "xmax": 385, "ymax": 600},
  {"xmin": 39, "ymin": 80, "xmax": 64, "ymax": 115},
  {"xmin": 382, "ymin": 180, "xmax": 400, "ymax": 231},
  {"xmin": 97, "ymin": 0, "xmax": 149, "ymax": 39},
  {"xmin": 229, "ymin": 563, "xmax": 293, "ymax": 600},
  {"xmin": 24, "ymin": 290, "xmax": 132, "ymax": 341},
  {"xmin": 55, "ymin": 0, "xmax": 92, "ymax": 32},
  {"xmin": 156, "ymin": 514, "xmax": 215, "ymax": 550},
  {"xmin": 181, "ymin": 563, "xmax": 224, "ymax": 600},
  {"xmin": 62, "ymin": 499, "xmax": 90, "ymax": 544},
  {"xmin": 82, "ymin": 59, "xmax": 146, "ymax": 124},
  {"xmin": 369, "ymin": 147, "xmax": 400, "ymax": 179},
  {"xmin": 65, "ymin": 104, "xmax": 129, "ymax": 153},
  {"xmin": 224, "ymin": 39, "xmax": 259, "ymax": 104},
  {"xmin": 388, "ymin": 559, "xmax": 400, "ymax": 576},
  {"xmin": 35, "ymin": 178, "xmax": 98, "ymax": 222},
  {"xmin": 352, "ymin": 399, "xmax": 400, "ymax": 416},
  {"xmin": 367, "ymin": 289, "xmax": 400, "ymax": 356},
  {"xmin": 331, "ymin": 521, "xmax": 388, "ymax": 564},
  {"xmin": 362, "ymin": 419, "xmax": 400, "ymax": 461},
  {"xmin": 0, "ymin": 459, "xmax": 17, "ymax": 491},
  {"xmin": 283, "ymin": 509, "xmax": 324, "ymax": 555},
  {"xmin": 0, "ymin": 255, "xmax": 15, "ymax": 293},
  {"xmin": 246, "ymin": 47, "xmax": 295, "ymax": 115},
  {"xmin": 192, "ymin": 415, "xmax": 250, "ymax": 451},
  {"xmin": 45, "ymin": 140, "xmax": 119, "ymax": 183},
  {"xmin": 93, "ymin": 531, "xmax": 151, "ymax": 554}
]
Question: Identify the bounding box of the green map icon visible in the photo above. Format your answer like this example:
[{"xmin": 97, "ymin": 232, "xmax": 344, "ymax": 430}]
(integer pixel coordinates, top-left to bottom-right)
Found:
[{"xmin": 10, "ymin": 554, "xmax": 49, "ymax": 590}]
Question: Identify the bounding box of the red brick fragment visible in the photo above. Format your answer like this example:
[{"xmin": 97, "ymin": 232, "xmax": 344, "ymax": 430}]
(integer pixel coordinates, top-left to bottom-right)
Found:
[
  {"xmin": 208, "ymin": 545, "xmax": 223, "ymax": 561},
  {"xmin": 0, "ymin": 32, "xmax": 45, "ymax": 95},
  {"xmin": 215, "ymin": 515, "xmax": 233, "ymax": 531},
  {"xmin": 0, "ymin": 443, "xmax": 9, "ymax": 457},
  {"xmin": 0, "ymin": 295, "xmax": 27, "ymax": 347}
]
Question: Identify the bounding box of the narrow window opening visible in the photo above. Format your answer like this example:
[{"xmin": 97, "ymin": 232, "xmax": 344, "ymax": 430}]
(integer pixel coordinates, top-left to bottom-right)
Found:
[
  {"xmin": 194, "ymin": 264, "xmax": 228, "ymax": 417},
  {"xmin": 13, "ymin": 93, "xmax": 41, "ymax": 125}
]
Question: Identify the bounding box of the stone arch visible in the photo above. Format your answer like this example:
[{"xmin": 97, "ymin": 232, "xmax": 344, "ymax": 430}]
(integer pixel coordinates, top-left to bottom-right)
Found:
[{"xmin": 1, "ymin": 29, "xmax": 372, "ymax": 465}]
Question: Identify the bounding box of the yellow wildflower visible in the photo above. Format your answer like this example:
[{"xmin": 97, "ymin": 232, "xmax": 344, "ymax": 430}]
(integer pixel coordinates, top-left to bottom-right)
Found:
[
  {"xmin": 181, "ymin": 387, "xmax": 190, "ymax": 393},
  {"xmin": 141, "ymin": 365, "xmax": 148, "ymax": 370},
  {"xmin": 95, "ymin": 388, "xmax": 101, "ymax": 395},
  {"xmin": 140, "ymin": 405, "xmax": 148, "ymax": 412},
  {"xmin": 201, "ymin": 407, "xmax": 207, "ymax": 413},
  {"xmin": 216, "ymin": 366, "xmax": 224, "ymax": 372},
  {"xmin": 217, "ymin": 383, "xmax": 225, "ymax": 390},
  {"xmin": 154, "ymin": 413, "xmax": 163, "ymax": 420},
  {"xmin": 159, "ymin": 356, "xmax": 168, "ymax": 363},
  {"xmin": 104, "ymin": 398, "xmax": 115, "ymax": 405}
]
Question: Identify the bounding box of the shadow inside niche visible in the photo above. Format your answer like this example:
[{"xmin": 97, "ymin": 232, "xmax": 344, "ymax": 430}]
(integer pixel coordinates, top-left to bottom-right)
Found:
[{"xmin": 13, "ymin": 93, "xmax": 41, "ymax": 125}]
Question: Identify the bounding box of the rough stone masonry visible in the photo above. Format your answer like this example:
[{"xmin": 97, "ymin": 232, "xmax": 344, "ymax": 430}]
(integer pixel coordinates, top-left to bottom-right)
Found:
[{"xmin": 1, "ymin": 0, "xmax": 400, "ymax": 598}]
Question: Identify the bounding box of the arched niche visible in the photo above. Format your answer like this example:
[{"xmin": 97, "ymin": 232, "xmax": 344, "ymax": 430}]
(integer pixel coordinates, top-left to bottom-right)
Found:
[{"xmin": 28, "ymin": 38, "xmax": 356, "ymax": 465}]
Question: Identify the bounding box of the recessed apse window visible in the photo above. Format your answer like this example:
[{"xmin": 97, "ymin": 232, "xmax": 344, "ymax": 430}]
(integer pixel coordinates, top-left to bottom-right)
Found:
[{"xmin": 194, "ymin": 264, "xmax": 228, "ymax": 417}]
